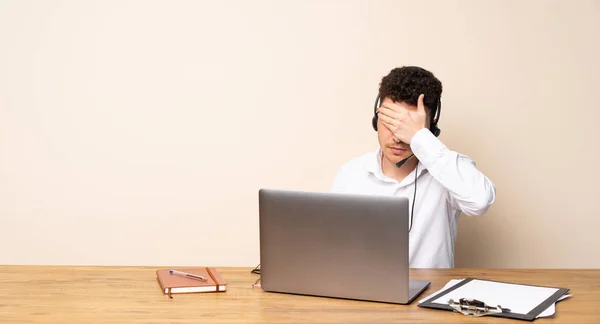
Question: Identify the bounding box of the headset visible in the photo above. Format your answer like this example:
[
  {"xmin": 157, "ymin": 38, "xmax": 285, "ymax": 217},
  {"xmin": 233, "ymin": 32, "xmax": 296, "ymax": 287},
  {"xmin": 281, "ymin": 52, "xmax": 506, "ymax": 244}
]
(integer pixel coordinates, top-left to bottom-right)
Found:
[
  {"xmin": 371, "ymin": 93, "xmax": 442, "ymax": 232},
  {"xmin": 372, "ymin": 94, "xmax": 442, "ymax": 137}
]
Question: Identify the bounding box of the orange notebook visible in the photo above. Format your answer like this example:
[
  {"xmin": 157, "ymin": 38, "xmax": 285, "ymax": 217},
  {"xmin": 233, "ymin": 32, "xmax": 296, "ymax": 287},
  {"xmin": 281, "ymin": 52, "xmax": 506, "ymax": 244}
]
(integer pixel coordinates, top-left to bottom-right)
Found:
[{"xmin": 156, "ymin": 267, "xmax": 227, "ymax": 298}]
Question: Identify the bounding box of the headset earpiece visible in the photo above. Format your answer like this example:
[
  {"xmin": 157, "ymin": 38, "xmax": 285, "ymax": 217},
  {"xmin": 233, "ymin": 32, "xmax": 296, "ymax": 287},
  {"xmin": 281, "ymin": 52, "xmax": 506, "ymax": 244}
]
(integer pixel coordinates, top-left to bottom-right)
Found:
[{"xmin": 372, "ymin": 95, "xmax": 380, "ymax": 131}]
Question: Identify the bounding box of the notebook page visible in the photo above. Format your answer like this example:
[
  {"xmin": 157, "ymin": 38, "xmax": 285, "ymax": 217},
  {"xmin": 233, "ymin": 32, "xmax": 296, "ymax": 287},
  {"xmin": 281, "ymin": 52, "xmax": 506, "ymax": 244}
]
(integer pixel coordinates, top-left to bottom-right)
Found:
[{"xmin": 432, "ymin": 279, "xmax": 559, "ymax": 315}]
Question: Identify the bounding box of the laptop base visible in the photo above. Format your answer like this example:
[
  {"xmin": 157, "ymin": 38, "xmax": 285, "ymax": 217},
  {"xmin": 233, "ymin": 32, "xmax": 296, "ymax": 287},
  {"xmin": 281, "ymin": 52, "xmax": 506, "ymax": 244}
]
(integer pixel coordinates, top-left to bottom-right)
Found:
[{"xmin": 407, "ymin": 279, "xmax": 431, "ymax": 304}]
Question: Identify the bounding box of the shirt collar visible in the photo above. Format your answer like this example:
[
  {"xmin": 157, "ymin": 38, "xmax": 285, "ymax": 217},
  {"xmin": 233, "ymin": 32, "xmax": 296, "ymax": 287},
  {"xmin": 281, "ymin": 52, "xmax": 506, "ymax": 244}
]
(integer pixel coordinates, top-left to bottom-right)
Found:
[{"xmin": 364, "ymin": 147, "xmax": 428, "ymax": 186}]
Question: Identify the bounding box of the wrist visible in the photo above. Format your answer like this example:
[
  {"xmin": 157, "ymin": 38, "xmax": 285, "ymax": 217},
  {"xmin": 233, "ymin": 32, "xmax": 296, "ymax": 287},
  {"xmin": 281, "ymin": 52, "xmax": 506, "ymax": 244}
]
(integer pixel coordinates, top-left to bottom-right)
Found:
[
  {"xmin": 409, "ymin": 127, "xmax": 426, "ymax": 144},
  {"xmin": 410, "ymin": 128, "xmax": 447, "ymax": 167}
]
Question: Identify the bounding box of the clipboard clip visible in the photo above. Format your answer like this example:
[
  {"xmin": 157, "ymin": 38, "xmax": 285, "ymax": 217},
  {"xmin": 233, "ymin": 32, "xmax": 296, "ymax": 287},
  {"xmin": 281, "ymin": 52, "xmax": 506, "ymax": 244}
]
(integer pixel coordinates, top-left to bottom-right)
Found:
[{"xmin": 448, "ymin": 298, "xmax": 510, "ymax": 317}]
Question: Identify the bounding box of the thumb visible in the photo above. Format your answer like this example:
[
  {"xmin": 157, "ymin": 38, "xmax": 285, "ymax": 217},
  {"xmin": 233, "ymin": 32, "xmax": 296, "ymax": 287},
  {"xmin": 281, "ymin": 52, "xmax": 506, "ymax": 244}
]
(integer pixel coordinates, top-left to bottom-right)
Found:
[{"xmin": 417, "ymin": 94, "xmax": 426, "ymax": 114}]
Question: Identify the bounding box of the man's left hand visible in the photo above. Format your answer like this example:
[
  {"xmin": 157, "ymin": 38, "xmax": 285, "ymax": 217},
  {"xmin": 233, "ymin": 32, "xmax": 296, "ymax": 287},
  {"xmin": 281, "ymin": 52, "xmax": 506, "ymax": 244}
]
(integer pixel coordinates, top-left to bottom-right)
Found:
[{"xmin": 376, "ymin": 94, "xmax": 428, "ymax": 144}]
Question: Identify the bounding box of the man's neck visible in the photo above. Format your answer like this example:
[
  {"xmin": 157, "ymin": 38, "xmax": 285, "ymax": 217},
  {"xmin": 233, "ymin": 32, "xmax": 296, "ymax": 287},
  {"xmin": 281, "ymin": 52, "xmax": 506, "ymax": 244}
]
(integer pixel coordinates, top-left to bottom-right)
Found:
[{"xmin": 381, "ymin": 154, "xmax": 418, "ymax": 183}]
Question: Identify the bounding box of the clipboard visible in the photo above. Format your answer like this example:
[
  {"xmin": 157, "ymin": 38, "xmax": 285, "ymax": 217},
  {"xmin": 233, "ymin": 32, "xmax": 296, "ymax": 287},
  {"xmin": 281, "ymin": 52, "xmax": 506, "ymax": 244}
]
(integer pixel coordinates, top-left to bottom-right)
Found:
[{"xmin": 418, "ymin": 278, "xmax": 570, "ymax": 321}]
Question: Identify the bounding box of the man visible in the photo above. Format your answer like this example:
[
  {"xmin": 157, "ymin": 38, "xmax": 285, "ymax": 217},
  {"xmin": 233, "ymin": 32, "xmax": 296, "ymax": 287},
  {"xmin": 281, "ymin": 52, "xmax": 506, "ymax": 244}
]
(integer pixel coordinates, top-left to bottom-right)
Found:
[{"xmin": 331, "ymin": 66, "xmax": 496, "ymax": 268}]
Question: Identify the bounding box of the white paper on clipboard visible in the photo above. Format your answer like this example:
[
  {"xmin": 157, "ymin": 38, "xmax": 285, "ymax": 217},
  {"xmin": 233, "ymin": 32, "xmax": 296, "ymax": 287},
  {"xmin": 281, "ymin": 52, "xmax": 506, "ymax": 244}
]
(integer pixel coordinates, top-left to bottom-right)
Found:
[{"xmin": 419, "ymin": 279, "xmax": 571, "ymax": 318}]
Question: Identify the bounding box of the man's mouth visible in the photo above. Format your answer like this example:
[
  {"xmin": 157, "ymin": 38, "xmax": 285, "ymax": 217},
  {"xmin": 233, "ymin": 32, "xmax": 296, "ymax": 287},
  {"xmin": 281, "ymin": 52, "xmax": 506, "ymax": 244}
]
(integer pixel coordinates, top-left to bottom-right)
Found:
[{"xmin": 389, "ymin": 146, "xmax": 407, "ymax": 154}]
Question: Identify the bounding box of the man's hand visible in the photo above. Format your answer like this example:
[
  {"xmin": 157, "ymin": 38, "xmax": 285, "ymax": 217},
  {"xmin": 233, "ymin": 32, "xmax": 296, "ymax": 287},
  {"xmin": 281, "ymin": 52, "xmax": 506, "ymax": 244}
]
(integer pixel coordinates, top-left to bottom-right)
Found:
[{"xmin": 376, "ymin": 94, "xmax": 428, "ymax": 144}]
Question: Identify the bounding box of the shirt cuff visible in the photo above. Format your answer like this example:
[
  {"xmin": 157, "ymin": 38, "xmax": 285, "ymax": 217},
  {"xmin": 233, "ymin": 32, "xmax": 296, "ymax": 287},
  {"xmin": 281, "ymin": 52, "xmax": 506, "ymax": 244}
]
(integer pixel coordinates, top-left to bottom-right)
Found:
[{"xmin": 410, "ymin": 128, "xmax": 448, "ymax": 168}]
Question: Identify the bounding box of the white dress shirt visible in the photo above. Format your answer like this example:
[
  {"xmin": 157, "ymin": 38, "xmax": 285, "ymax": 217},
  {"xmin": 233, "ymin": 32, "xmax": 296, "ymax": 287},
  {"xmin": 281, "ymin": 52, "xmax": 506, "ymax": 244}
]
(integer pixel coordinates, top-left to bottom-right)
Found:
[{"xmin": 331, "ymin": 128, "xmax": 496, "ymax": 268}]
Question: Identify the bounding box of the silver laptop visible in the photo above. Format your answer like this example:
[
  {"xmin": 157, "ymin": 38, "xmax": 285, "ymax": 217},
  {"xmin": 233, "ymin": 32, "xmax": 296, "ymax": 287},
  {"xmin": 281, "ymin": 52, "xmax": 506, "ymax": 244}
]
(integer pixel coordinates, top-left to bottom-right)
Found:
[{"xmin": 258, "ymin": 188, "xmax": 430, "ymax": 304}]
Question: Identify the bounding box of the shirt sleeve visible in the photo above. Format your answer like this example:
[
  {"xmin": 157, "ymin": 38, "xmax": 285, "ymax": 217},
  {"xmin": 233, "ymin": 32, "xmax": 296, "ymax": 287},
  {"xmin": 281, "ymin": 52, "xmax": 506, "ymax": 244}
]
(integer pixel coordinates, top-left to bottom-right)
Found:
[{"xmin": 409, "ymin": 128, "xmax": 496, "ymax": 216}]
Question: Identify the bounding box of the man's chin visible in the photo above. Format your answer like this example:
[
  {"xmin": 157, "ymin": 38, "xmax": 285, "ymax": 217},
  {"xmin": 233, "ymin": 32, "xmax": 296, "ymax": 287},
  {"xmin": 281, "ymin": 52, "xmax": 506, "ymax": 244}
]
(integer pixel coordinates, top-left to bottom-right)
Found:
[{"xmin": 383, "ymin": 151, "xmax": 412, "ymax": 164}]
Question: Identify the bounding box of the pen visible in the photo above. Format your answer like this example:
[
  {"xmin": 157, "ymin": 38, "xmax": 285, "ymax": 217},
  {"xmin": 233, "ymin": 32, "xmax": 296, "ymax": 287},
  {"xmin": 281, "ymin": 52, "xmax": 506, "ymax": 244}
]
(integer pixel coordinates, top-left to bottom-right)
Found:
[{"xmin": 169, "ymin": 269, "xmax": 208, "ymax": 281}]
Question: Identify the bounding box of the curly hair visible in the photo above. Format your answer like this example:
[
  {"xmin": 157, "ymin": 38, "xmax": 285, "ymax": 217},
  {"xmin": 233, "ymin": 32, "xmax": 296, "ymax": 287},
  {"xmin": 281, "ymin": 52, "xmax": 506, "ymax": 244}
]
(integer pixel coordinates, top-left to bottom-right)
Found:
[{"xmin": 378, "ymin": 66, "xmax": 443, "ymax": 115}]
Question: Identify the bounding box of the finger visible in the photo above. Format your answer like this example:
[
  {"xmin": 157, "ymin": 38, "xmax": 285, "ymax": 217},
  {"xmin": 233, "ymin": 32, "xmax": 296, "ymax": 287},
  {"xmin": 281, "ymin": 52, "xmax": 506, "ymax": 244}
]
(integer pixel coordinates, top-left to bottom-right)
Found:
[
  {"xmin": 417, "ymin": 94, "xmax": 426, "ymax": 114},
  {"xmin": 380, "ymin": 120, "xmax": 396, "ymax": 133},
  {"xmin": 380, "ymin": 102, "xmax": 404, "ymax": 113},
  {"xmin": 381, "ymin": 121, "xmax": 396, "ymax": 133},
  {"xmin": 377, "ymin": 112, "xmax": 399, "ymax": 126},
  {"xmin": 377, "ymin": 107, "xmax": 399, "ymax": 119},
  {"xmin": 379, "ymin": 107, "xmax": 409, "ymax": 121}
]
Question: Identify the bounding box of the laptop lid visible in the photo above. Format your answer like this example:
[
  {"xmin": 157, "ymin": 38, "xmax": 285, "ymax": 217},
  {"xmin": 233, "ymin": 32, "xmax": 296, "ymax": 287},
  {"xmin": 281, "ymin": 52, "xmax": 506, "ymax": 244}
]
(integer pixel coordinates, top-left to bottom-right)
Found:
[{"xmin": 258, "ymin": 188, "xmax": 413, "ymax": 304}]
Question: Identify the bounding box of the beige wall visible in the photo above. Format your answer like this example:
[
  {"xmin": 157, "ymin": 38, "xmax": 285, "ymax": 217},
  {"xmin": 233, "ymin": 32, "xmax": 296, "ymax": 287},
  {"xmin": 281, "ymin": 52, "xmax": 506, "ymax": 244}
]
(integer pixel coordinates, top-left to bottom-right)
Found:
[{"xmin": 1, "ymin": 0, "xmax": 598, "ymax": 268}]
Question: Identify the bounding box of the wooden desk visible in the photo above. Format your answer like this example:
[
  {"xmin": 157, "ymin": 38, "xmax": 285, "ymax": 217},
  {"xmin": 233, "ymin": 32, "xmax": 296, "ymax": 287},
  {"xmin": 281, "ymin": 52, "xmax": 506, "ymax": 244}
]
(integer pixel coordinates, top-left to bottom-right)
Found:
[{"xmin": 1, "ymin": 266, "xmax": 599, "ymax": 323}]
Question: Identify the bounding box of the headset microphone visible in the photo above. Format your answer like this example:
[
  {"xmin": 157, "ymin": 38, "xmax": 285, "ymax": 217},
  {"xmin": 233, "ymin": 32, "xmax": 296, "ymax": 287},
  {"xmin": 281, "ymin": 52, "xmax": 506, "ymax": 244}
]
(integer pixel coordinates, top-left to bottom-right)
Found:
[
  {"xmin": 372, "ymin": 92, "xmax": 441, "ymax": 233},
  {"xmin": 395, "ymin": 154, "xmax": 414, "ymax": 168}
]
